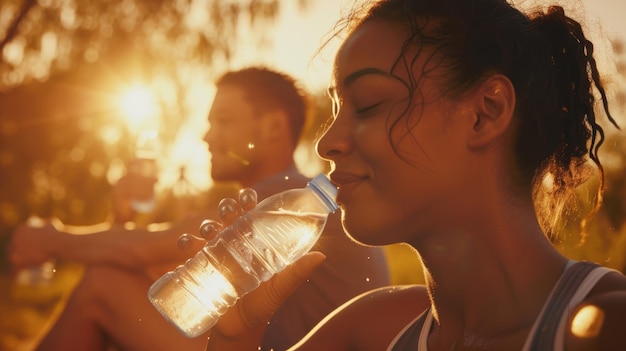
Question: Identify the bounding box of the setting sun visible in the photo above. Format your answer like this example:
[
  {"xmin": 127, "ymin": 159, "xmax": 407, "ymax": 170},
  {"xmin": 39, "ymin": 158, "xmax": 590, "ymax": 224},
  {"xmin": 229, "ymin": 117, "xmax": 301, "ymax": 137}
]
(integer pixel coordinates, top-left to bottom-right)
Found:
[{"xmin": 118, "ymin": 85, "xmax": 160, "ymax": 129}]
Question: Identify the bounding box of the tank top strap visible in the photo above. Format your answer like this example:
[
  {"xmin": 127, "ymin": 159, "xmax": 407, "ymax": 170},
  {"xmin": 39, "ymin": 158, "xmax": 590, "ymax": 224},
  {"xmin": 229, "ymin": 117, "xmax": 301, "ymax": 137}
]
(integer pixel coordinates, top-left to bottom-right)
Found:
[
  {"xmin": 387, "ymin": 261, "xmax": 616, "ymax": 351},
  {"xmin": 524, "ymin": 261, "xmax": 601, "ymax": 351},
  {"xmin": 387, "ymin": 307, "xmax": 432, "ymax": 351}
]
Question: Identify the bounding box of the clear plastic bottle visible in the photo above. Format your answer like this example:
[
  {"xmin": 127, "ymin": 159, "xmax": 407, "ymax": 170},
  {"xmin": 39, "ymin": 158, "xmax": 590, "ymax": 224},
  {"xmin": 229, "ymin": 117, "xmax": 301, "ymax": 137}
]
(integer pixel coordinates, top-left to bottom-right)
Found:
[
  {"xmin": 130, "ymin": 130, "xmax": 160, "ymax": 213},
  {"xmin": 147, "ymin": 174, "xmax": 339, "ymax": 338}
]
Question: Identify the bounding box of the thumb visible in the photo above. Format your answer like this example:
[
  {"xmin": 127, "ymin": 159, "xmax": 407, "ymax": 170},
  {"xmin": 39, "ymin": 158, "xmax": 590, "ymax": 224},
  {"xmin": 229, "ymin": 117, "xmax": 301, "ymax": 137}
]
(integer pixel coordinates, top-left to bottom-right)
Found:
[
  {"xmin": 260, "ymin": 251, "xmax": 327, "ymax": 317},
  {"xmin": 245, "ymin": 251, "xmax": 326, "ymax": 325},
  {"xmin": 217, "ymin": 252, "xmax": 326, "ymax": 338}
]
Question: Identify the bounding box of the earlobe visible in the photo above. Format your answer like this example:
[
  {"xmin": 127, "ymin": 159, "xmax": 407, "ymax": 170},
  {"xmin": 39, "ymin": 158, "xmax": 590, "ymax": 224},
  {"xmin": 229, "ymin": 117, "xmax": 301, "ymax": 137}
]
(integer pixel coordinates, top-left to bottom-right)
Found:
[
  {"xmin": 260, "ymin": 110, "xmax": 289, "ymax": 140},
  {"xmin": 467, "ymin": 75, "xmax": 515, "ymax": 149}
]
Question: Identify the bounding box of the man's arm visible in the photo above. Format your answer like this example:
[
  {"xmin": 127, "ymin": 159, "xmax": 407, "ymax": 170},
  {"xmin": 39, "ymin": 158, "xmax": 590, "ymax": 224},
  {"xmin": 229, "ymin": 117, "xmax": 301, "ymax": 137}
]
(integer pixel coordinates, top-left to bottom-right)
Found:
[{"xmin": 7, "ymin": 213, "xmax": 208, "ymax": 273}]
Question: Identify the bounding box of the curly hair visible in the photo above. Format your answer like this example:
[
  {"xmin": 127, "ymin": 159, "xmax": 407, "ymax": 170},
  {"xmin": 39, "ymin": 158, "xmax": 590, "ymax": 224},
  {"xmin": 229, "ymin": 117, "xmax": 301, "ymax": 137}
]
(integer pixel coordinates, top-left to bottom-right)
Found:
[{"xmin": 327, "ymin": 0, "xmax": 620, "ymax": 238}]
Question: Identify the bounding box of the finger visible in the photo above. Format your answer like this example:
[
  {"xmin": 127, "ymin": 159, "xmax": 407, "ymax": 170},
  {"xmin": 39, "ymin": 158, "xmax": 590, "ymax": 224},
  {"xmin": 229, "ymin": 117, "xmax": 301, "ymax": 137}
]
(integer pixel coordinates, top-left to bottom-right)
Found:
[
  {"xmin": 199, "ymin": 219, "xmax": 223, "ymax": 243},
  {"xmin": 238, "ymin": 188, "xmax": 258, "ymax": 211},
  {"xmin": 7, "ymin": 247, "xmax": 29, "ymax": 271},
  {"xmin": 218, "ymin": 198, "xmax": 243, "ymax": 225},
  {"xmin": 177, "ymin": 233, "xmax": 203, "ymax": 250},
  {"xmin": 213, "ymin": 252, "xmax": 326, "ymax": 341},
  {"xmin": 126, "ymin": 159, "xmax": 143, "ymax": 176},
  {"xmin": 241, "ymin": 252, "xmax": 327, "ymax": 327},
  {"xmin": 26, "ymin": 216, "xmax": 45, "ymax": 228},
  {"xmin": 49, "ymin": 218, "xmax": 63, "ymax": 231}
]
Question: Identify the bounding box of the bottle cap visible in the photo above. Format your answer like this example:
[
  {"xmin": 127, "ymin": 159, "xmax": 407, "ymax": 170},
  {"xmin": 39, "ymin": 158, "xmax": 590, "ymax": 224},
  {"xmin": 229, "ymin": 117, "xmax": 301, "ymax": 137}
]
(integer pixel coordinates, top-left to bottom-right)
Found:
[{"xmin": 309, "ymin": 174, "xmax": 339, "ymax": 212}]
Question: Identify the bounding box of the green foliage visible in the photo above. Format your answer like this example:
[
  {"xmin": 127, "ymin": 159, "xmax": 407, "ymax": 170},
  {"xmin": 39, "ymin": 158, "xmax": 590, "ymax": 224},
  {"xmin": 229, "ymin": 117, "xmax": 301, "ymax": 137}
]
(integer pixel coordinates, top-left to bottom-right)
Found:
[
  {"xmin": 0, "ymin": 1, "xmax": 304, "ymax": 349},
  {"xmin": 0, "ymin": 0, "xmax": 291, "ymax": 251},
  {"xmin": 0, "ymin": 0, "xmax": 283, "ymax": 91},
  {"xmin": 0, "ymin": 262, "xmax": 84, "ymax": 351}
]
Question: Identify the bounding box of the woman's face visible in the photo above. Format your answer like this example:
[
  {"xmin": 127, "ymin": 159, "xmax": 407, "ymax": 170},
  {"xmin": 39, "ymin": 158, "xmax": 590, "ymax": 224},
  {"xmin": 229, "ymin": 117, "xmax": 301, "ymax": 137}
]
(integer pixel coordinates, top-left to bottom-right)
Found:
[{"xmin": 318, "ymin": 20, "xmax": 476, "ymax": 246}]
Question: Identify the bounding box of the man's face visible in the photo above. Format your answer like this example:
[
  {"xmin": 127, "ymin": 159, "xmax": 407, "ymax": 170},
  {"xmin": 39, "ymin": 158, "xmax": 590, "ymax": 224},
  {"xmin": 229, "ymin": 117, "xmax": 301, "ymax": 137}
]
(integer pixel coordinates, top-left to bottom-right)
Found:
[{"xmin": 203, "ymin": 85, "xmax": 262, "ymax": 183}]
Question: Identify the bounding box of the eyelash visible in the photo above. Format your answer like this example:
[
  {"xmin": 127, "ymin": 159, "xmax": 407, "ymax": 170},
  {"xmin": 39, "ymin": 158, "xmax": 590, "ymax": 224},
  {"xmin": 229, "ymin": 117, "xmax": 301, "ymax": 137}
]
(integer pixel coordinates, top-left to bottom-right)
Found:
[
  {"xmin": 355, "ymin": 102, "xmax": 383, "ymax": 116},
  {"xmin": 328, "ymin": 94, "xmax": 383, "ymax": 119}
]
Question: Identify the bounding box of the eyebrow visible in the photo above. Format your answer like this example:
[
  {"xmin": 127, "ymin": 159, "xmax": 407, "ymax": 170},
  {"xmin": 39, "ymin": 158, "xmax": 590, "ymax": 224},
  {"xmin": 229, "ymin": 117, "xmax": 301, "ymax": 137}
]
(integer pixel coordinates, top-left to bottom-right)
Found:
[
  {"xmin": 328, "ymin": 67, "xmax": 390, "ymax": 97},
  {"xmin": 344, "ymin": 67, "xmax": 389, "ymax": 87}
]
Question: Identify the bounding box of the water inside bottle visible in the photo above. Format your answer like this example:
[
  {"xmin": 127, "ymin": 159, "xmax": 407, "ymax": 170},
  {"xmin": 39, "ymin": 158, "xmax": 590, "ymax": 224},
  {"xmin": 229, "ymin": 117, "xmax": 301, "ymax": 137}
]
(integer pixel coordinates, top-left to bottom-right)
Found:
[
  {"xmin": 149, "ymin": 254, "xmax": 238, "ymax": 337},
  {"xmin": 242, "ymin": 210, "xmax": 326, "ymax": 273},
  {"xmin": 148, "ymin": 207, "xmax": 329, "ymax": 338}
]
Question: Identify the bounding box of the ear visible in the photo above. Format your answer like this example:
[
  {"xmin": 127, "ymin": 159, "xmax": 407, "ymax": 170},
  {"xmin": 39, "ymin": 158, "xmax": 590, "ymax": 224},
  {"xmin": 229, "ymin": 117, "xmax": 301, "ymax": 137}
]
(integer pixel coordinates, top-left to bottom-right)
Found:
[
  {"xmin": 467, "ymin": 75, "xmax": 515, "ymax": 149},
  {"xmin": 259, "ymin": 109, "xmax": 290, "ymax": 141}
]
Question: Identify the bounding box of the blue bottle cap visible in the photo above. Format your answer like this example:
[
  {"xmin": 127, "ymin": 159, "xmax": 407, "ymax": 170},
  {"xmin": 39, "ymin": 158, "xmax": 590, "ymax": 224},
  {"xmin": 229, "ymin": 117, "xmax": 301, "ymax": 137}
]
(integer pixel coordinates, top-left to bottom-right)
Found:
[{"xmin": 308, "ymin": 174, "xmax": 339, "ymax": 212}]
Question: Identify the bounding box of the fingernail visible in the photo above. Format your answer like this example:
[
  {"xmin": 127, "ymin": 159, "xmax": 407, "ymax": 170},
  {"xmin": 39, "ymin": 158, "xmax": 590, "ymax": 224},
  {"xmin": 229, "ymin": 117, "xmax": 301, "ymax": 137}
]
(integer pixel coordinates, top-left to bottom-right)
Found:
[
  {"xmin": 218, "ymin": 198, "xmax": 239, "ymax": 218},
  {"xmin": 177, "ymin": 234, "xmax": 193, "ymax": 250},
  {"xmin": 199, "ymin": 220, "xmax": 222, "ymax": 240},
  {"xmin": 238, "ymin": 188, "xmax": 258, "ymax": 209}
]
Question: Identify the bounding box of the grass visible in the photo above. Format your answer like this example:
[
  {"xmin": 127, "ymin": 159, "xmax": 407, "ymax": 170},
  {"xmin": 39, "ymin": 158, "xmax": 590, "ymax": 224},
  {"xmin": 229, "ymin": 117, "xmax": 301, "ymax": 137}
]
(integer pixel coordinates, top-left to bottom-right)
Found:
[
  {"xmin": 0, "ymin": 244, "xmax": 422, "ymax": 351},
  {"xmin": 6, "ymin": 235, "xmax": 622, "ymax": 351},
  {"xmin": 0, "ymin": 262, "xmax": 84, "ymax": 351}
]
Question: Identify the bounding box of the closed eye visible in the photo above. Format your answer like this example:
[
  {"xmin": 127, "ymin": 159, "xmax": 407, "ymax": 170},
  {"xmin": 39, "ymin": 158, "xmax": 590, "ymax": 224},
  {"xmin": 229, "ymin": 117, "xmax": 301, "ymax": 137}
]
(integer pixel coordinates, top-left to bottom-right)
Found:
[{"xmin": 356, "ymin": 102, "xmax": 383, "ymax": 116}]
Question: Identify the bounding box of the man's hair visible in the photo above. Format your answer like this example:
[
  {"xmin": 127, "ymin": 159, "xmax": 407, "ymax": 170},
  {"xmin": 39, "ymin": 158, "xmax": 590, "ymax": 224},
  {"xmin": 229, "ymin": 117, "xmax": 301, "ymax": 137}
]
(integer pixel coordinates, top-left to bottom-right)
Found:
[{"xmin": 215, "ymin": 67, "xmax": 310, "ymax": 146}]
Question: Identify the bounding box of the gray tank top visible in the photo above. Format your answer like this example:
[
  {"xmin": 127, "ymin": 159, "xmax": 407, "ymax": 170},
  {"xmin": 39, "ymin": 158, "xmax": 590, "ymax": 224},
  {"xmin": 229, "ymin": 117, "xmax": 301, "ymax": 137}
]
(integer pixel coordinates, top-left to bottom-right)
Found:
[{"xmin": 387, "ymin": 261, "xmax": 616, "ymax": 351}]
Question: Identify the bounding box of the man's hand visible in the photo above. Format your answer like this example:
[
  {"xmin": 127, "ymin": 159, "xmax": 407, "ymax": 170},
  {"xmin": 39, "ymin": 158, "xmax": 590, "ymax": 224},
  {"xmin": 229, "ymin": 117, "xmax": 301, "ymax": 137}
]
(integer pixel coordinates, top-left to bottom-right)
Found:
[
  {"xmin": 7, "ymin": 218, "xmax": 61, "ymax": 272},
  {"xmin": 112, "ymin": 158, "xmax": 158, "ymax": 224}
]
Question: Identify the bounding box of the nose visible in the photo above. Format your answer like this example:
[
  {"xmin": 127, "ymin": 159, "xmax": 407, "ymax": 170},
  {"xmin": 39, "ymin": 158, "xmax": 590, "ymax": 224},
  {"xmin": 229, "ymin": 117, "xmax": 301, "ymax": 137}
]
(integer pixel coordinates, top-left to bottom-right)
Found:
[
  {"xmin": 316, "ymin": 115, "xmax": 351, "ymax": 162},
  {"xmin": 202, "ymin": 125, "xmax": 213, "ymax": 145}
]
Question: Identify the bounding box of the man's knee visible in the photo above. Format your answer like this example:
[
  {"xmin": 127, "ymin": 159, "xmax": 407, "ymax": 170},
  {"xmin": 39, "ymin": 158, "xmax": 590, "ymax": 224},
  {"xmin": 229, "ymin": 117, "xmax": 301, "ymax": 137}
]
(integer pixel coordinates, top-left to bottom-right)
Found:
[{"xmin": 71, "ymin": 266, "xmax": 147, "ymax": 309}]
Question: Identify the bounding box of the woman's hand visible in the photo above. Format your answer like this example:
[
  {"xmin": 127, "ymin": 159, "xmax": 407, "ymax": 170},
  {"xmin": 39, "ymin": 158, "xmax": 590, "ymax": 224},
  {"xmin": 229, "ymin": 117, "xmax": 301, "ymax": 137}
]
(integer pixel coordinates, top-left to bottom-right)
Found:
[
  {"xmin": 183, "ymin": 188, "xmax": 327, "ymax": 351},
  {"xmin": 207, "ymin": 252, "xmax": 326, "ymax": 351},
  {"xmin": 177, "ymin": 188, "xmax": 260, "ymax": 250}
]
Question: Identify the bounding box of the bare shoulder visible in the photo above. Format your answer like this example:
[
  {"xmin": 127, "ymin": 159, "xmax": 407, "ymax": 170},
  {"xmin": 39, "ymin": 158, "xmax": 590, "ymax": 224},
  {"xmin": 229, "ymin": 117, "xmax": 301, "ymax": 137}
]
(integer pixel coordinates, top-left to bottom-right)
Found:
[
  {"xmin": 566, "ymin": 268, "xmax": 626, "ymax": 351},
  {"xmin": 293, "ymin": 284, "xmax": 430, "ymax": 350}
]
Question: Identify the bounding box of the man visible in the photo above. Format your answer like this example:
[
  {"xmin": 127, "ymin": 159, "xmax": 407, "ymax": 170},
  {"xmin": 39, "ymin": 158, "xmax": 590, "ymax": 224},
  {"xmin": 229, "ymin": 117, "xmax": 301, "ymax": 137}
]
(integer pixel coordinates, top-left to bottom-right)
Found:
[{"xmin": 7, "ymin": 67, "xmax": 390, "ymax": 351}]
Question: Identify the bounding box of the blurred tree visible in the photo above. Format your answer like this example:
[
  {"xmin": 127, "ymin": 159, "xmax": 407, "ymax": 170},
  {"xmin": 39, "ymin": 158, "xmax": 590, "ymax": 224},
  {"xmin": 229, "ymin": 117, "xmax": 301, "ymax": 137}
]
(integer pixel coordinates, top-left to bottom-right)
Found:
[
  {"xmin": 552, "ymin": 38, "xmax": 626, "ymax": 273},
  {"xmin": 0, "ymin": 0, "xmax": 306, "ymax": 90},
  {"xmin": 0, "ymin": 0, "xmax": 311, "ymax": 270}
]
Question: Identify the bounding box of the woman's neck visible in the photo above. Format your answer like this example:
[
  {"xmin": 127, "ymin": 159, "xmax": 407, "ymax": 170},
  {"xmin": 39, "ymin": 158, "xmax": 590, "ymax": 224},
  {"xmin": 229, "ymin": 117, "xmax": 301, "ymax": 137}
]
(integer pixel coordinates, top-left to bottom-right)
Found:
[{"xmin": 412, "ymin": 200, "xmax": 568, "ymax": 348}]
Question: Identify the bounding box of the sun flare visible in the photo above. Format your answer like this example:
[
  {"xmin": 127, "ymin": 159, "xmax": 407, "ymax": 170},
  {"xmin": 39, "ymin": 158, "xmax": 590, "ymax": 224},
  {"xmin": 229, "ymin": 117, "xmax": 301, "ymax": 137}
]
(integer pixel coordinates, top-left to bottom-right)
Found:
[{"xmin": 118, "ymin": 86, "xmax": 160, "ymax": 129}]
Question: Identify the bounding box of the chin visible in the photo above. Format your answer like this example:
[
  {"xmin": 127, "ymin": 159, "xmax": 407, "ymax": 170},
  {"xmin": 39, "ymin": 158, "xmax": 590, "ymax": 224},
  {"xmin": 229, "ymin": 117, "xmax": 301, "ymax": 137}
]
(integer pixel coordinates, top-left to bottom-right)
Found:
[
  {"xmin": 211, "ymin": 165, "xmax": 241, "ymax": 181},
  {"xmin": 340, "ymin": 214, "xmax": 387, "ymax": 247},
  {"xmin": 210, "ymin": 170, "xmax": 231, "ymax": 183}
]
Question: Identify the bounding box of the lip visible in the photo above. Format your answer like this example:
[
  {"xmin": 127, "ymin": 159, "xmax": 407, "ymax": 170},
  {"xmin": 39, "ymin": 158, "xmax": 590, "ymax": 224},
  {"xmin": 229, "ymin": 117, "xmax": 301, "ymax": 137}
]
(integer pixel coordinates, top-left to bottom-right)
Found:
[
  {"xmin": 208, "ymin": 147, "xmax": 227, "ymax": 158},
  {"xmin": 329, "ymin": 171, "xmax": 367, "ymax": 204},
  {"xmin": 208, "ymin": 148, "xmax": 225, "ymax": 162}
]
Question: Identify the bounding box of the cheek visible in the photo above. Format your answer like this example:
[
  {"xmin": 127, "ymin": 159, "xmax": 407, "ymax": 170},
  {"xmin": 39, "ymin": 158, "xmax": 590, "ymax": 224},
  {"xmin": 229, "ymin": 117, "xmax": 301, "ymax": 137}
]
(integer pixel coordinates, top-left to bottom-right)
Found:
[
  {"xmin": 388, "ymin": 105, "xmax": 443, "ymax": 168},
  {"xmin": 229, "ymin": 129, "xmax": 258, "ymax": 150},
  {"xmin": 342, "ymin": 159, "xmax": 424, "ymax": 245},
  {"xmin": 341, "ymin": 186, "xmax": 423, "ymax": 246}
]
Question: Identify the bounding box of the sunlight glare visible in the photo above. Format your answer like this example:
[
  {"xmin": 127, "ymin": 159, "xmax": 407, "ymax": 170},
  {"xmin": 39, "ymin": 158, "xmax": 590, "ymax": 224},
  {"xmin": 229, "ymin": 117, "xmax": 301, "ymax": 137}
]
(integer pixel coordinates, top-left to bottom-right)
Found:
[
  {"xmin": 99, "ymin": 124, "xmax": 123, "ymax": 145},
  {"xmin": 571, "ymin": 304, "xmax": 605, "ymax": 338},
  {"xmin": 158, "ymin": 129, "xmax": 211, "ymax": 194},
  {"xmin": 118, "ymin": 86, "xmax": 159, "ymax": 129}
]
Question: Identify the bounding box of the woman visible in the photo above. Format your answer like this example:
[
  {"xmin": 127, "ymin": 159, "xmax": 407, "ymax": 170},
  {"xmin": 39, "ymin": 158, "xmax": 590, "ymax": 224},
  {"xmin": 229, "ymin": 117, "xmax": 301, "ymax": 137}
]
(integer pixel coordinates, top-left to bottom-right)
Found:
[{"xmin": 205, "ymin": 0, "xmax": 626, "ymax": 350}]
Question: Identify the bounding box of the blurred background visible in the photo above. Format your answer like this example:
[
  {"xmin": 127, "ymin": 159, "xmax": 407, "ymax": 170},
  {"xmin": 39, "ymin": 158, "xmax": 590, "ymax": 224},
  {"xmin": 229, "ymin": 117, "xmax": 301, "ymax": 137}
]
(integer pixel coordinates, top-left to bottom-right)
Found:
[{"xmin": 0, "ymin": 0, "xmax": 624, "ymax": 350}]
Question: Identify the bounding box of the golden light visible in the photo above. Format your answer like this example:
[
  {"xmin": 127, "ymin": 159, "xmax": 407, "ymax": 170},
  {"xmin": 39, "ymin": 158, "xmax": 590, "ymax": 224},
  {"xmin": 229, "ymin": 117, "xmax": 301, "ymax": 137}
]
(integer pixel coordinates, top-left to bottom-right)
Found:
[
  {"xmin": 117, "ymin": 85, "xmax": 159, "ymax": 129},
  {"xmin": 571, "ymin": 304, "xmax": 605, "ymax": 338},
  {"xmin": 158, "ymin": 128, "xmax": 211, "ymax": 194}
]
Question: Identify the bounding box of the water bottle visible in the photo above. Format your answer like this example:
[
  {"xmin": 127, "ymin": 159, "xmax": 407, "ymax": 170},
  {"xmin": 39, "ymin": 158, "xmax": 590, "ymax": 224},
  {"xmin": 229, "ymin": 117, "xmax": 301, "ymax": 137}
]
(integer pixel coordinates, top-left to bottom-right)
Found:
[
  {"xmin": 130, "ymin": 130, "xmax": 159, "ymax": 213},
  {"xmin": 147, "ymin": 174, "xmax": 339, "ymax": 338}
]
